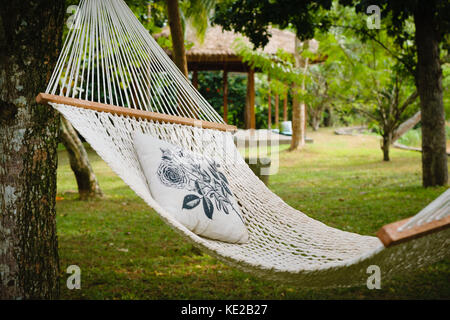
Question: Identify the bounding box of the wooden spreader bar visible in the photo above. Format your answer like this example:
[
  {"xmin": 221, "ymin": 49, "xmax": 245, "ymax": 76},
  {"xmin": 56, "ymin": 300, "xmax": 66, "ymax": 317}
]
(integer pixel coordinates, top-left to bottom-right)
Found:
[
  {"xmin": 36, "ymin": 93, "xmax": 237, "ymax": 132},
  {"xmin": 377, "ymin": 215, "xmax": 450, "ymax": 248}
]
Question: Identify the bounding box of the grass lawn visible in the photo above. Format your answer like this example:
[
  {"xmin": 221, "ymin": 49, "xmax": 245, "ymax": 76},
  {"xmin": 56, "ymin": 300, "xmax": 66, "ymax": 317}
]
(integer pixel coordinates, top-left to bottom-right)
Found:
[{"xmin": 56, "ymin": 128, "xmax": 449, "ymax": 299}]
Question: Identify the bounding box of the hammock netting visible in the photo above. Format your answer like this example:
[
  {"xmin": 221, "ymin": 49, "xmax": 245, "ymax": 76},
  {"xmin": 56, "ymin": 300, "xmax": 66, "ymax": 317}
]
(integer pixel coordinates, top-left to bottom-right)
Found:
[{"xmin": 41, "ymin": 0, "xmax": 449, "ymax": 287}]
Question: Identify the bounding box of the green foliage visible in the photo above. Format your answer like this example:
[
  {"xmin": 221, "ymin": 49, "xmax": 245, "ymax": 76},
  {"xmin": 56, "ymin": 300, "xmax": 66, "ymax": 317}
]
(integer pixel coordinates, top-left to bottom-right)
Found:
[
  {"xmin": 232, "ymin": 38, "xmax": 308, "ymax": 128},
  {"xmin": 233, "ymin": 38, "xmax": 302, "ymax": 85},
  {"xmin": 195, "ymin": 71, "xmax": 280, "ymax": 129},
  {"xmin": 255, "ymin": 74, "xmax": 291, "ymax": 129},
  {"xmin": 212, "ymin": 0, "xmax": 449, "ymax": 155},
  {"xmin": 64, "ymin": 0, "xmax": 167, "ymax": 47},
  {"xmin": 126, "ymin": 0, "xmax": 167, "ymax": 34},
  {"xmin": 303, "ymin": 63, "xmax": 332, "ymax": 128},
  {"xmin": 196, "ymin": 71, "xmax": 247, "ymax": 128},
  {"xmin": 312, "ymin": 5, "xmax": 420, "ymax": 138},
  {"xmin": 348, "ymin": 0, "xmax": 450, "ymax": 59},
  {"xmin": 443, "ymin": 63, "xmax": 450, "ymax": 120},
  {"xmin": 213, "ymin": 0, "xmax": 334, "ymax": 48},
  {"xmin": 214, "ymin": 0, "xmax": 449, "ymax": 77},
  {"xmin": 180, "ymin": 0, "xmax": 216, "ymax": 43}
]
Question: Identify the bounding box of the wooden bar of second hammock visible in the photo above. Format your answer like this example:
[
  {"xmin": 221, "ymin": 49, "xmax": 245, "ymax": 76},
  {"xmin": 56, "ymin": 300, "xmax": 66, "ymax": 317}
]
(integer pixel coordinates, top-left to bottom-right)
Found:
[
  {"xmin": 36, "ymin": 93, "xmax": 237, "ymax": 132},
  {"xmin": 377, "ymin": 215, "xmax": 450, "ymax": 247}
]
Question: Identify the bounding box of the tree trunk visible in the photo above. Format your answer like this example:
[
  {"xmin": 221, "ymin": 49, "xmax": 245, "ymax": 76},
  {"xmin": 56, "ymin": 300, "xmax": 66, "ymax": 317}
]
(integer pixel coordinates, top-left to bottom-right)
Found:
[
  {"xmin": 0, "ymin": 1, "xmax": 64, "ymax": 299},
  {"xmin": 308, "ymin": 106, "xmax": 323, "ymax": 131},
  {"xmin": 60, "ymin": 118, "xmax": 103, "ymax": 200},
  {"xmin": 323, "ymin": 107, "xmax": 332, "ymax": 127},
  {"xmin": 381, "ymin": 134, "xmax": 391, "ymax": 161},
  {"xmin": 414, "ymin": 5, "xmax": 448, "ymax": 187},
  {"xmin": 311, "ymin": 116, "xmax": 320, "ymax": 131},
  {"xmin": 267, "ymin": 76, "xmax": 272, "ymax": 129},
  {"xmin": 167, "ymin": 0, "xmax": 188, "ymax": 78},
  {"xmin": 290, "ymin": 82, "xmax": 302, "ymax": 150},
  {"xmin": 290, "ymin": 38, "xmax": 308, "ymax": 151}
]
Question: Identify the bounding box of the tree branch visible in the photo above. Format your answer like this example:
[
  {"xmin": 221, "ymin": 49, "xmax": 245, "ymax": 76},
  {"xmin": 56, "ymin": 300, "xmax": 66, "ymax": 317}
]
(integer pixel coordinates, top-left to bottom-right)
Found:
[{"xmin": 329, "ymin": 24, "xmax": 416, "ymax": 76}]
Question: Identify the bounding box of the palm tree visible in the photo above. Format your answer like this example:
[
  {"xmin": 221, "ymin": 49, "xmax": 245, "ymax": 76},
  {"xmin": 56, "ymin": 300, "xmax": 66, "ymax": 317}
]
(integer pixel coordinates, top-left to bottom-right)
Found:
[
  {"xmin": 167, "ymin": 0, "xmax": 188, "ymax": 76},
  {"xmin": 166, "ymin": 0, "xmax": 215, "ymax": 77}
]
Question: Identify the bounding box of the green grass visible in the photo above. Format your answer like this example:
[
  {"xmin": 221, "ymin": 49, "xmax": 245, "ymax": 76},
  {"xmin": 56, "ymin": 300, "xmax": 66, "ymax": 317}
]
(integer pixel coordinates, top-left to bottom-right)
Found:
[{"xmin": 56, "ymin": 128, "xmax": 449, "ymax": 299}]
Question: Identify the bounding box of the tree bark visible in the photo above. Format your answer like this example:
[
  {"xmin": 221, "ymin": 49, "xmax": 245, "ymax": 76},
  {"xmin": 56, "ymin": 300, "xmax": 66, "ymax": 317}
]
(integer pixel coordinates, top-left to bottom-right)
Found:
[
  {"xmin": 60, "ymin": 118, "xmax": 103, "ymax": 200},
  {"xmin": 382, "ymin": 133, "xmax": 392, "ymax": 161},
  {"xmin": 308, "ymin": 105, "xmax": 324, "ymax": 131},
  {"xmin": 290, "ymin": 38, "xmax": 308, "ymax": 151},
  {"xmin": 0, "ymin": 0, "xmax": 64, "ymax": 299},
  {"xmin": 414, "ymin": 5, "xmax": 448, "ymax": 187},
  {"xmin": 323, "ymin": 107, "xmax": 332, "ymax": 127},
  {"xmin": 311, "ymin": 115, "xmax": 321, "ymax": 131},
  {"xmin": 267, "ymin": 75, "xmax": 272, "ymax": 129},
  {"xmin": 167, "ymin": 0, "xmax": 188, "ymax": 78},
  {"xmin": 290, "ymin": 81, "xmax": 302, "ymax": 150}
]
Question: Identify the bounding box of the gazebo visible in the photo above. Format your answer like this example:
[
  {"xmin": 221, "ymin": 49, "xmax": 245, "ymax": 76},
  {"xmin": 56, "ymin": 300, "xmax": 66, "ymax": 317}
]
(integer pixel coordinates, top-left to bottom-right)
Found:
[{"xmin": 156, "ymin": 25, "xmax": 316, "ymax": 129}]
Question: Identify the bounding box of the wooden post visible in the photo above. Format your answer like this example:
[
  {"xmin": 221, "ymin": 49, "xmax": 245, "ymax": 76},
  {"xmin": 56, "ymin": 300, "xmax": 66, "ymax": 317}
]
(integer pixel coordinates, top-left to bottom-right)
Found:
[
  {"xmin": 223, "ymin": 69, "xmax": 228, "ymax": 123},
  {"xmin": 245, "ymin": 68, "xmax": 256, "ymax": 129},
  {"xmin": 267, "ymin": 75, "xmax": 272, "ymax": 129},
  {"xmin": 192, "ymin": 69, "xmax": 198, "ymax": 90},
  {"xmin": 283, "ymin": 89, "xmax": 288, "ymax": 121},
  {"xmin": 275, "ymin": 93, "xmax": 279, "ymax": 129}
]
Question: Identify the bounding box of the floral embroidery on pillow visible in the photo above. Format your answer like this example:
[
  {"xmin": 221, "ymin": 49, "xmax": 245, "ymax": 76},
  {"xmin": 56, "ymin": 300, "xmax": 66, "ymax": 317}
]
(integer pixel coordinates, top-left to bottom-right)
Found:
[{"xmin": 157, "ymin": 147, "xmax": 243, "ymax": 221}]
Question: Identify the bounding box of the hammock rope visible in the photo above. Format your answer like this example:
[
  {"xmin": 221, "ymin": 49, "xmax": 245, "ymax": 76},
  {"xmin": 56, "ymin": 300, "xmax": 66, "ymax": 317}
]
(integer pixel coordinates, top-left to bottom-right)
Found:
[
  {"xmin": 47, "ymin": 0, "xmax": 223, "ymax": 122},
  {"xmin": 37, "ymin": 0, "xmax": 449, "ymax": 287}
]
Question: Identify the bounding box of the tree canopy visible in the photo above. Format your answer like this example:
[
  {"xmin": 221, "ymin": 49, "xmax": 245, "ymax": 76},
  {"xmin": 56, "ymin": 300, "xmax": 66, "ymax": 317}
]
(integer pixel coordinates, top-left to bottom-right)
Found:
[{"xmin": 213, "ymin": 0, "xmax": 449, "ymax": 186}]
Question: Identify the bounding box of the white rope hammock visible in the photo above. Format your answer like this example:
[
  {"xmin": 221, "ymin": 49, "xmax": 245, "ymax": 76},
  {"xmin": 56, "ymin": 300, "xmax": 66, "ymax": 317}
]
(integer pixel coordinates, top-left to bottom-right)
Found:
[{"xmin": 38, "ymin": 0, "xmax": 449, "ymax": 287}]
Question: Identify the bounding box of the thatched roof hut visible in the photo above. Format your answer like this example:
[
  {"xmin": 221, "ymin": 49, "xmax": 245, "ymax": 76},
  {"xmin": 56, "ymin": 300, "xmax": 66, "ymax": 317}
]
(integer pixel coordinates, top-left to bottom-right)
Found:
[
  {"xmin": 156, "ymin": 25, "xmax": 318, "ymax": 72},
  {"xmin": 155, "ymin": 25, "xmax": 319, "ymax": 128}
]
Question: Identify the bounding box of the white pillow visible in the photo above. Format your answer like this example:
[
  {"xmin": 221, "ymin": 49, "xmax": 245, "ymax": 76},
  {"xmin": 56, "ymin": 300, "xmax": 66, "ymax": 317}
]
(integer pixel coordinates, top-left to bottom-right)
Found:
[{"xmin": 133, "ymin": 132, "xmax": 249, "ymax": 244}]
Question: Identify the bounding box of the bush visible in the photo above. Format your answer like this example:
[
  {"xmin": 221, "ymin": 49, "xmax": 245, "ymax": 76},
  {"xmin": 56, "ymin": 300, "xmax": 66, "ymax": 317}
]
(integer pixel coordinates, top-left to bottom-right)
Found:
[{"xmin": 196, "ymin": 71, "xmax": 247, "ymax": 128}]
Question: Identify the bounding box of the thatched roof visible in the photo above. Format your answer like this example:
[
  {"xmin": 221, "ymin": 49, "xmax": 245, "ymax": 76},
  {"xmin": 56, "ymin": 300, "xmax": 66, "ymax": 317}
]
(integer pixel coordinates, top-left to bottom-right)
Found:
[
  {"xmin": 155, "ymin": 25, "xmax": 319, "ymax": 72},
  {"xmin": 185, "ymin": 26, "xmax": 297, "ymax": 57}
]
